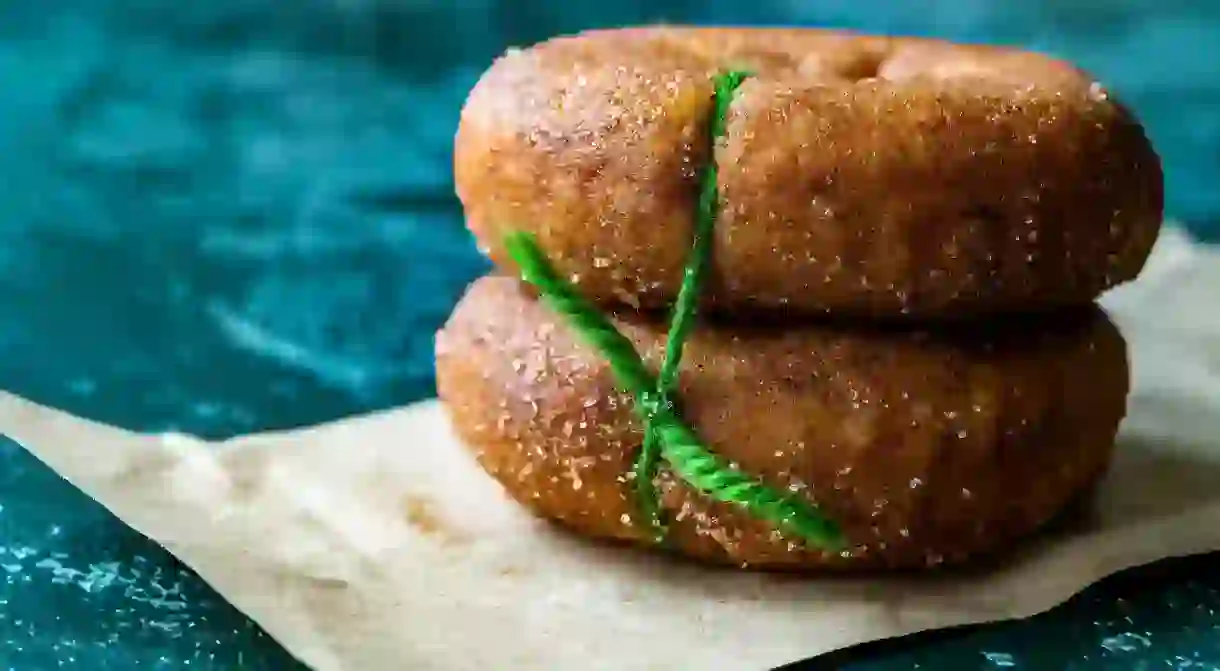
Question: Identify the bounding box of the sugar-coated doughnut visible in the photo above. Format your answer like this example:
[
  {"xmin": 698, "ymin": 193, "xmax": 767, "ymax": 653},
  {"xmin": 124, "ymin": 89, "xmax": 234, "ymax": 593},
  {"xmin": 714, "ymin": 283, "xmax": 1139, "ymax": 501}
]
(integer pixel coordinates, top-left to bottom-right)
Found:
[
  {"xmin": 455, "ymin": 27, "xmax": 1162, "ymax": 319},
  {"xmin": 435, "ymin": 276, "xmax": 1129, "ymax": 570}
]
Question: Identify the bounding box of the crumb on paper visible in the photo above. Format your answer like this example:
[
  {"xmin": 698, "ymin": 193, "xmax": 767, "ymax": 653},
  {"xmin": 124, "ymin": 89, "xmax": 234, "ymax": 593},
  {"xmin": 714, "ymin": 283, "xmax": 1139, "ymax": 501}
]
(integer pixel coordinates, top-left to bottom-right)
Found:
[
  {"xmin": 404, "ymin": 493, "xmax": 470, "ymax": 546},
  {"xmin": 304, "ymin": 576, "xmax": 352, "ymax": 591}
]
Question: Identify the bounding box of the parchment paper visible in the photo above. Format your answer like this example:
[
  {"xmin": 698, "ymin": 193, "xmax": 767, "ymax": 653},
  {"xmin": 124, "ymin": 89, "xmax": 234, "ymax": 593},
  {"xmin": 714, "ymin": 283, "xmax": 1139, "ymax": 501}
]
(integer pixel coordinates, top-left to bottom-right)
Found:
[{"xmin": 2, "ymin": 225, "xmax": 1219, "ymax": 671}]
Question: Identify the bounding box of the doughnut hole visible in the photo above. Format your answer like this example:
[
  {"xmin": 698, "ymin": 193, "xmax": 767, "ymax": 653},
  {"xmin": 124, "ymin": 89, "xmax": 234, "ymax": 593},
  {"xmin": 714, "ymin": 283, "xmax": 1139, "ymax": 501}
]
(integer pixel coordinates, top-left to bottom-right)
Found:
[{"xmin": 823, "ymin": 45, "xmax": 890, "ymax": 82}]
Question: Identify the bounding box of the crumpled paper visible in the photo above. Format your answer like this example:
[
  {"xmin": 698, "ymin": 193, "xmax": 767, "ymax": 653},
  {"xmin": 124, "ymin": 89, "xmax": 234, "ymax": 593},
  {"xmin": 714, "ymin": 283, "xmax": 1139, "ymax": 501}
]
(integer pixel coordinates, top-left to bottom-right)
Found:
[{"xmin": 1, "ymin": 225, "xmax": 1218, "ymax": 671}]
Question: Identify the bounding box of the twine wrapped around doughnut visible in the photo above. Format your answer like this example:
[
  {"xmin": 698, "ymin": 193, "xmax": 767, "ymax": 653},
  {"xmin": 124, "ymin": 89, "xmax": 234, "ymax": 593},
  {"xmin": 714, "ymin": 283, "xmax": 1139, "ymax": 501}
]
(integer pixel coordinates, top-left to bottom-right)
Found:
[{"xmin": 502, "ymin": 70, "xmax": 844, "ymax": 550}]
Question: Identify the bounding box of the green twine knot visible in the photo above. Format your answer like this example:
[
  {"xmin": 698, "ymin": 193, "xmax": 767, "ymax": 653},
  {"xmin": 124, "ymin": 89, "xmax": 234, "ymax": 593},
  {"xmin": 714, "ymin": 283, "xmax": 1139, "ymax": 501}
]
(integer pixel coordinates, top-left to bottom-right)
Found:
[{"xmin": 503, "ymin": 70, "xmax": 845, "ymax": 552}]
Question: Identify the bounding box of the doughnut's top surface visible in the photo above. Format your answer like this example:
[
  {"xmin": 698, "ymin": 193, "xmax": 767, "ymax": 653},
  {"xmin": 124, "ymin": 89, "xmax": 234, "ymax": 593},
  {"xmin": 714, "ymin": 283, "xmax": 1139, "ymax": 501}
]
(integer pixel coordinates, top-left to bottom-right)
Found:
[{"xmin": 455, "ymin": 27, "xmax": 1163, "ymax": 319}]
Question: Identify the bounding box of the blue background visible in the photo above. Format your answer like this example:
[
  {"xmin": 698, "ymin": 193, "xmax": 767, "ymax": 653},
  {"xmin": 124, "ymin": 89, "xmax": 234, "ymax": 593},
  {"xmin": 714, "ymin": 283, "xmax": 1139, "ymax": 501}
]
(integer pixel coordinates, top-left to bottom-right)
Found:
[{"xmin": 1, "ymin": 1, "xmax": 1218, "ymax": 668}]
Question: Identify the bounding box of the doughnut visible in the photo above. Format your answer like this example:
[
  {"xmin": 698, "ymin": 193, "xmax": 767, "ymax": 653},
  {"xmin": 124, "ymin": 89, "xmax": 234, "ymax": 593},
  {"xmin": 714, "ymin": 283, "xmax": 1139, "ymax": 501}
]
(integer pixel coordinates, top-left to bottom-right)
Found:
[
  {"xmin": 455, "ymin": 27, "xmax": 1163, "ymax": 319},
  {"xmin": 434, "ymin": 276, "xmax": 1129, "ymax": 570}
]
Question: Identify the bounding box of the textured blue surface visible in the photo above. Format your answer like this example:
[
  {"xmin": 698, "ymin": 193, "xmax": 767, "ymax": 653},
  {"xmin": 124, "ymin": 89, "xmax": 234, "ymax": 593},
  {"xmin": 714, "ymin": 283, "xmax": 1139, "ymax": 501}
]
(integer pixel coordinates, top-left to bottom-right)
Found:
[{"xmin": 0, "ymin": 1, "xmax": 1218, "ymax": 669}]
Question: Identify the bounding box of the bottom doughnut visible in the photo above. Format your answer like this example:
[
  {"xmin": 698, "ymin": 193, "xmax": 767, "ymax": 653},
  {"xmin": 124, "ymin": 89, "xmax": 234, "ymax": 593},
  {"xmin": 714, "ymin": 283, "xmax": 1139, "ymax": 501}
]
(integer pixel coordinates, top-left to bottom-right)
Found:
[{"xmin": 435, "ymin": 276, "xmax": 1129, "ymax": 571}]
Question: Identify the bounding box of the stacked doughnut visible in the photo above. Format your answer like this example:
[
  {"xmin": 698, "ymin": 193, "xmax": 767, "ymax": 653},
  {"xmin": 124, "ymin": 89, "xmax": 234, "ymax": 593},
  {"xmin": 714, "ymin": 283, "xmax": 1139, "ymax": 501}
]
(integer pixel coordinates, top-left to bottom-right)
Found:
[{"xmin": 436, "ymin": 27, "xmax": 1163, "ymax": 571}]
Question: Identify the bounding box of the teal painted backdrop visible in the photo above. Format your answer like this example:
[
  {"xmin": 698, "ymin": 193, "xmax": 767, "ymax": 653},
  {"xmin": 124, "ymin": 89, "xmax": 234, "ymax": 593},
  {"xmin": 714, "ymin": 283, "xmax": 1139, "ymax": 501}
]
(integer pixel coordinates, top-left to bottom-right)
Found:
[{"xmin": 1, "ymin": 1, "xmax": 1218, "ymax": 668}]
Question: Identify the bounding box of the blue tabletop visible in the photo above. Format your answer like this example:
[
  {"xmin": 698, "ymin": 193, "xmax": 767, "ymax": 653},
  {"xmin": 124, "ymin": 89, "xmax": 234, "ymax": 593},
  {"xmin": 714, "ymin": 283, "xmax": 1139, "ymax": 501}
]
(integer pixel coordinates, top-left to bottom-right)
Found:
[{"xmin": 2, "ymin": 2, "xmax": 1219, "ymax": 669}]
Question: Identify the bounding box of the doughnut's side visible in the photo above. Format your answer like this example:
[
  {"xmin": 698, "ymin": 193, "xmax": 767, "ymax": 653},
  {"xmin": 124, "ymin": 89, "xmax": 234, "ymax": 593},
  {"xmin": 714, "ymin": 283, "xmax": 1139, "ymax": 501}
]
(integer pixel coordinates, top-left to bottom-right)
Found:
[
  {"xmin": 455, "ymin": 27, "xmax": 1163, "ymax": 319},
  {"xmin": 435, "ymin": 276, "xmax": 1130, "ymax": 571}
]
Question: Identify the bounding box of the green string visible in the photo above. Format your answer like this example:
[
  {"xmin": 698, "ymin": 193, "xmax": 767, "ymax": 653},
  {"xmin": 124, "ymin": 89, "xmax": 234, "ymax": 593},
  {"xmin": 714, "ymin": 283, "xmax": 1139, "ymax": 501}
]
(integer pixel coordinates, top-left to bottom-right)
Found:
[
  {"xmin": 634, "ymin": 69, "xmax": 751, "ymax": 539},
  {"xmin": 504, "ymin": 231, "xmax": 845, "ymax": 551}
]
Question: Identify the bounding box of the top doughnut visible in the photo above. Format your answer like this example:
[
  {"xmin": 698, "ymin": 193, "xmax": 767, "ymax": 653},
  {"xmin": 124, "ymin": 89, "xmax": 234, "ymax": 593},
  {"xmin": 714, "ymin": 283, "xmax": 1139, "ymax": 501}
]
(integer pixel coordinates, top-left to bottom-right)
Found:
[{"xmin": 455, "ymin": 27, "xmax": 1163, "ymax": 319}]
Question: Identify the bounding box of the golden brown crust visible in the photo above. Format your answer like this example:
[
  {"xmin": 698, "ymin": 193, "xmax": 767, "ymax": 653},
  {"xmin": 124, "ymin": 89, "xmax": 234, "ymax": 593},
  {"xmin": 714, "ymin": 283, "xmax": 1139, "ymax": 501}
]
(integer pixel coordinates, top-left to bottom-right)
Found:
[
  {"xmin": 455, "ymin": 27, "xmax": 1163, "ymax": 319},
  {"xmin": 435, "ymin": 276, "xmax": 1130, "ymax": 570}
]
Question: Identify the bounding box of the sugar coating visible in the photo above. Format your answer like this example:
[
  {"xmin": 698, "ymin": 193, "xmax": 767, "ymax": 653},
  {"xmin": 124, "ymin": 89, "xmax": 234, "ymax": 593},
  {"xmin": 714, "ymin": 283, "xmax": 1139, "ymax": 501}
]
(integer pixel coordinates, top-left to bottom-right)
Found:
[
  {"xmin": 454, "ymin": 27, "xmax": 1163, "ymax": 320},
  {"xmin": 435, "ymin": 277, "xmax": 1130, "ymax": 571}
]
